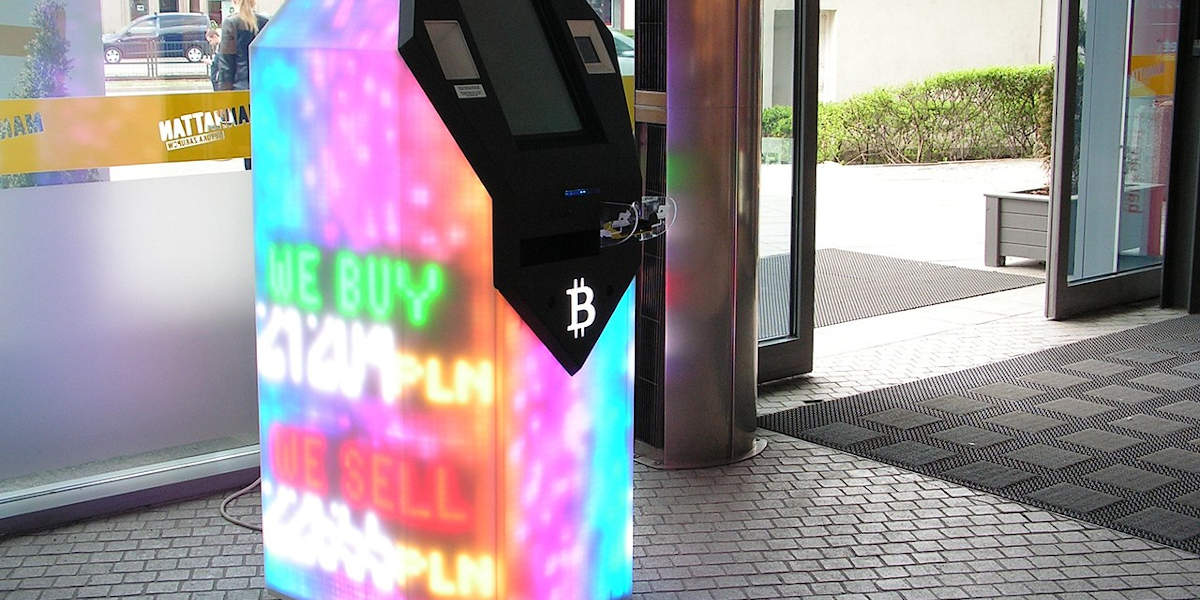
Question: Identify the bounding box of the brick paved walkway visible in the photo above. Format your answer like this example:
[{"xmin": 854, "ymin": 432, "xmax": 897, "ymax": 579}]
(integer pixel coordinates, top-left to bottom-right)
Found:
[
  {"xmin": 4, "ymin": 431, "xmax": 1200, "ymax": 599},
  {"xmin": 633, "ymin": 432, "xmax": 1200, "ymax": 599},
  {"xmin": 2, "ymin": 296, "xmax": 1198, "ymax": 599}
]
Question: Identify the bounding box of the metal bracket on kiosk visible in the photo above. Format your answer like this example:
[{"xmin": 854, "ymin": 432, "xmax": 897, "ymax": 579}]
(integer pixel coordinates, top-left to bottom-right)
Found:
[
  {"xmin": 600, "ymin": 196, "xmax": 677, "ymax": 247},
  {"xmin": 635, "ymin": 195, "xmax": 677, "ymax": 241}
]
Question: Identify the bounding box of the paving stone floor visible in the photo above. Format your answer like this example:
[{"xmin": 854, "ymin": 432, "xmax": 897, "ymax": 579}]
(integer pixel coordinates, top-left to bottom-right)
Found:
[
  {"xmin": 4, "ymin": 431, "xmax": 1200, "ymax": 599},
  {"xmin": 2, "ymin": 295, "xmax": 1199, "ymax": 599}
]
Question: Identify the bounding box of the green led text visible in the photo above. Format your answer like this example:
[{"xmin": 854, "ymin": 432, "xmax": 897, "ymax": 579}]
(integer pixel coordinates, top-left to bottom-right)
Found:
[{"xmin": 267, "ymin": 242, "xmax": 447, "ymax": 328}]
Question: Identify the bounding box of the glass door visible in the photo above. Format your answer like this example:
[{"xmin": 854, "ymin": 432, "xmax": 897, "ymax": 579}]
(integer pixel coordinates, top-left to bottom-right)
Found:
[
  {"xmin": 758, "ymin": 0, "xmax": 817, "ymax": 382},
  {"xmin": 1048, "ymin": 0, "xmax": 1182, "ymax": 318}
]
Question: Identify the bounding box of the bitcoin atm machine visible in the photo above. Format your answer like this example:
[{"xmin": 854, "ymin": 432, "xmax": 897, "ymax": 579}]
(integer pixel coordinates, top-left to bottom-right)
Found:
[{"xmin": 250, "ymin": 0, "xmax": 651, "ymax": 598}]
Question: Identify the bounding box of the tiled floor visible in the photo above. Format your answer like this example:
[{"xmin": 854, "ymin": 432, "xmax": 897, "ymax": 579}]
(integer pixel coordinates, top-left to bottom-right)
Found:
[{"xmin": 2, "ymin": 293, "xmax": 1198, "ymax": 599}]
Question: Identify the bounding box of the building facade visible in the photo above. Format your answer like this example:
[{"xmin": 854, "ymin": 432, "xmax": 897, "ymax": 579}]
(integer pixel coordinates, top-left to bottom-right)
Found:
[
  {"xmin": 764, "ymin": 0, "xmax": 1058, "ymax": 106},
  {"xmin": 101, "ymin": 0, "xmax": 287, "ymax": 34}
]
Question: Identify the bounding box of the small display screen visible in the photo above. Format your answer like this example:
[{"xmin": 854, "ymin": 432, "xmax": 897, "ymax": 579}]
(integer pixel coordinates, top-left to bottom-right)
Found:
[
  {"xmin": 564, "ymin": 187, "xmax": 597, "ymax": 198},
  {"xmin": 574, "ymin": 36, "xmax": 601, "ymax": 64},
  {"xmin": 458, "ymin": 0, "xmax": 583, "ymax": 136}
]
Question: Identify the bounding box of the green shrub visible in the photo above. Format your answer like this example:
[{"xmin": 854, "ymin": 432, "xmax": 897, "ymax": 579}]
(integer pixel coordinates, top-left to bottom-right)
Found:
[
  {"xmin": 1034, "ymin": 64, "xmax": 1056, "ymax": 158},
  {"xmin": 764, "ymin": 64, "xmax": 1055, "ymax": 165},
  {"xmin": 762, "ymin": 105, "xmax": 793, "ymax": 138},
  {"xmin": 815, "ymin": 101, "xmax": 845, "ymax": 163}
]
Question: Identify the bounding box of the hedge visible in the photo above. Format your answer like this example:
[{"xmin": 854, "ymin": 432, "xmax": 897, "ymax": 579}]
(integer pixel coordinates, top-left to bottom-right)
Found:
[
  {"xmin": 762, "ymin": 105, "xmax": 793, "ymax": 138},
  {"xmin": 765, "ymin": 65, "xmax": 1054, "ymax": 165}
]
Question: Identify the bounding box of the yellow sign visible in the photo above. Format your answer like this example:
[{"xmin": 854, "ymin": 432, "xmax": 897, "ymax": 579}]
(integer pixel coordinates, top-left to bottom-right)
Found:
[
  {"xmin": 0, "ymin": 76, "xmax": 634, "ymax": 177},
  {"xmin": 1129, "ymin": 54, "xmax": 1177, "ymax": 97},
  {"xmin": 0, "ymin": 91, "xmax": 251, "ymax": 176}
]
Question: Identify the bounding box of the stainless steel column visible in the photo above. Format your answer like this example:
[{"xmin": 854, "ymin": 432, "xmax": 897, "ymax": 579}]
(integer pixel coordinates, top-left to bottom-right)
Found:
[{"xmin": 659, "ymin": 0, "xmax": 763, "ymax": 468}]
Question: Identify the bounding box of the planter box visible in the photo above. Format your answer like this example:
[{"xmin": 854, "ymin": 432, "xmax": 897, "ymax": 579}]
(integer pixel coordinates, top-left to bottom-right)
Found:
[{"xmin": 984, "ymin": 190, "xmax": 1049, "ymax": 266}]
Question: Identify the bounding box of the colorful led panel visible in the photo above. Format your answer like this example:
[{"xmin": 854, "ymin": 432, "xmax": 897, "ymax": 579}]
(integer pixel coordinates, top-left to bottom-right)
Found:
[{"xmin": 251, "ymin": 1, "xmax": 634, "ymax": 598}]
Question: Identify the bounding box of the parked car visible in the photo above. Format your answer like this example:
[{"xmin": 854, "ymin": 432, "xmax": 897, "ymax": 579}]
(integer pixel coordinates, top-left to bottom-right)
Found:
[
  {"xmin": 102, "ymin": 13, "xmax": 211, "ymax": 64},
  {"xmin": 610, "ymin": 28, "xmax": 634, "ymax": 76}
]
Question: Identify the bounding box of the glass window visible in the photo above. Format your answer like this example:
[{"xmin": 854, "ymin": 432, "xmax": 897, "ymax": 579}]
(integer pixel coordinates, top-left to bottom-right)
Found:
[
  {"xmin": 758, "ymin": 5, "xmax": 795, "ymax": 342},
  {"xmin": 129, "ymin": 19, "xmax": 157, "ymax": 34},
  {"xmin": 158, "ymin": 14, "xmax": 188, "ymax": 28},
  {"xmin": 0, "ymin": 0, "xmax": 290, "ymax": 506},
  {"xmin": 1068, "ymin": 0, "xmax": 1180, "ymax": 282},
  {"xmin": 0, "ymin": 1, "xmax": 286, "ymax": 187}
]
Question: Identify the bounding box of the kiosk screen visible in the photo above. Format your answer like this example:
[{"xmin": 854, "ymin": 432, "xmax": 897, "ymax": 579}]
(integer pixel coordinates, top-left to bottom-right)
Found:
[{"xmin": 458, "ymin": 0, "xmax": 583, "ymax": 135}]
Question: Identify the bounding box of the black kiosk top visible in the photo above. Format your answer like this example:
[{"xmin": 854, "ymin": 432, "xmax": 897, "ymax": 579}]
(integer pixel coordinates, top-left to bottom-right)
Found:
[{"xmin": 399, "ymin": 0, "xmax": 641, "ymax": 375}]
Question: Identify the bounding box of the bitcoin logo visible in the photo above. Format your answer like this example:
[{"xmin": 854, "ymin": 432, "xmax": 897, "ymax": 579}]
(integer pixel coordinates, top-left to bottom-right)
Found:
[{"xmin": 566, "ymin": 278, "xmax": 596, "ymax": 340}]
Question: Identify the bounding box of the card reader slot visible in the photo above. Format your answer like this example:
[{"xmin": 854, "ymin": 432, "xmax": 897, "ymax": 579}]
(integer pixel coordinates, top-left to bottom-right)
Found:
[{"xmin": 520, "ymin": 230, "xmax": 599, "ymax": 267}]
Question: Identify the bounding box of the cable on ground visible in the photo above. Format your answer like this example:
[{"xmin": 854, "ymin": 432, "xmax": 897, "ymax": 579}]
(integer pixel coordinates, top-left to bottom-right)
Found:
[{"xmin": 220, "ymin": 477, "xmax": 263, "ymax": 532}]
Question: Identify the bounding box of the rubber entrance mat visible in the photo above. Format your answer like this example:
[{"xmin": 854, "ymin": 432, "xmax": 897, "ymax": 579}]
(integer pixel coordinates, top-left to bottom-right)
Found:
[
  {"xmin": 759, "ymin": 316, "xmax": 1200, "ymax": 555},
  {"xmin": 757, "ymin": 249, "xmax": 1042, "ymax": 338}
]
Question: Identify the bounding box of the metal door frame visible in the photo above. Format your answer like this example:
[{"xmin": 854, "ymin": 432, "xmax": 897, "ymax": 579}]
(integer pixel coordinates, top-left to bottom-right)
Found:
[{"xmin": 759, "ymin": 0, "xmax": 817, "ymax": 382}]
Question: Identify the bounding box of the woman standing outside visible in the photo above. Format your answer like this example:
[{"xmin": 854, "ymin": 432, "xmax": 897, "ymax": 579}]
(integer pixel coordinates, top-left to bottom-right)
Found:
[
  {"xmin": 216, "ymin": 0, "xmax": 267, "ymax": 169},
  {"xmin": 215, "ymin": 0, "xmax": 267, "ymax": 92}
]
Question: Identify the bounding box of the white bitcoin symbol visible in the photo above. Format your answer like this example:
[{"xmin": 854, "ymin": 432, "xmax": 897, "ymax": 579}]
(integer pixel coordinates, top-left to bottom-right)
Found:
[{"xmin": 566, "ymin": 278, "xmax": 596, "ymax": 339}]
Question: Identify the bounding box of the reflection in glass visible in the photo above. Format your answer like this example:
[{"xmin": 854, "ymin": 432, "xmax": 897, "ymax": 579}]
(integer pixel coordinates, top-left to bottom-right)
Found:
[
  {"xmin": 758, "ymin": 4, "xmax": 796, "ymax": 341},
  {"xmin": 0, "ymin": 2, "xmax": 297, "ymax": 188},
  {"xmin": 1068, "ymin": 0, "xmax": 1180, "ymax": 283},
  {"xmin": 0, "ymin": 0, "xmax": 283, "ymax": 501}
]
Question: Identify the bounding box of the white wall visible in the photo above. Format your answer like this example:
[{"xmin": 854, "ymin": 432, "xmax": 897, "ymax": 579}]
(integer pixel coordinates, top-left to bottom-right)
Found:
[
  {"xmin": 824, "ymin": 0, "xmax": 1054, "ymax": 101},
  {"xmin": 100, "ymin": 0, "xmax": 130, "ymax": 35},
  {"xmin": 620, "ymin": 0, "xmax": 635, "ymax": 30},
  {"xmin": 762, "ymin": 0, "xmax": 1059, "ymax": 106},
  {"xmin": 1039, "ymin": 0, "xmax": 1059, "ymax": 62}
]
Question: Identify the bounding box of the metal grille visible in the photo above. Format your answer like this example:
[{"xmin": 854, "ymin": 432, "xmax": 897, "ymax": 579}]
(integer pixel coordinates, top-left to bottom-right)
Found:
[
  {"xmin": 634, "ymin": 0, "xmax": 666, "ymax": 92},
  {"xmin": 633, "ymin": 0, "xmax": 667, "ymax": 449},
  {"xmin": 760, "ymin": 316, "xmax": 1200, "ymax": 555},
  {"xmin": 642, "ymin": 123, "xmax": 667, "ymax": 196},
  {"xmin": 635, "ymin": 123, "xmax": 668, "ymax": 449}
]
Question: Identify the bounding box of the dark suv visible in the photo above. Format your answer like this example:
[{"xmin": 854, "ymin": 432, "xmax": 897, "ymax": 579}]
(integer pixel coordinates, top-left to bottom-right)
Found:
[{"xmin": 102, "ymin": 13, "xmax": 211, "ymax": 64}]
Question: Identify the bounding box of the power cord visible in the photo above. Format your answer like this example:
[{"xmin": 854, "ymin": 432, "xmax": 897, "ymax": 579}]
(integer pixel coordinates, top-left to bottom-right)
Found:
[{"xmin": 220, "ymin": 477, "xmax": 263, "ymax": 532}]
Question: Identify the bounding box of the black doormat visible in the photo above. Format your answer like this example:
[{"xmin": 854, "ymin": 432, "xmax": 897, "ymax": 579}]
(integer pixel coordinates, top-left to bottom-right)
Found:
[
  {"xmin": 758, "ymin": 249, "xmax": 1042, "ymax": 338},
  {"xmin": 759, "ymin": 316, "xmax": 1200, "ymax": 555}
]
